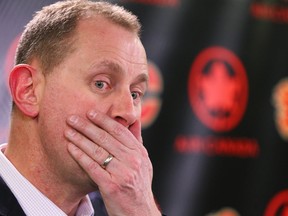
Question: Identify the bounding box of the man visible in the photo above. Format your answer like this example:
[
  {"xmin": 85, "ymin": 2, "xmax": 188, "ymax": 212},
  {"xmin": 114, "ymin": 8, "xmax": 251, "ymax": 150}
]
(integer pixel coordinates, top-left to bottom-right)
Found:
[{"xmin": 0, "ymin": 0, "xmax": 163, "ymax": 215}]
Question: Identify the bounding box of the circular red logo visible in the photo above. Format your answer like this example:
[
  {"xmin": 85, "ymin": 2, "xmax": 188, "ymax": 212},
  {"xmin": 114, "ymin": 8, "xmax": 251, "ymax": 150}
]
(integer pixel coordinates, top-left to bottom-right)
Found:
[
  {"xmin": 264, "ymin": 190, "xmax": 288, "ymax": 216},
  {"xmin": 188, "ymin": 46, "xmax": 248, "ymax": 132},
  {"xmin": 141, "ymin": 61, "xmax": 163, "ymax": 129},
  {"xmin": 272, "ymin": 78, "xmax": 288, "ymax": 141}
]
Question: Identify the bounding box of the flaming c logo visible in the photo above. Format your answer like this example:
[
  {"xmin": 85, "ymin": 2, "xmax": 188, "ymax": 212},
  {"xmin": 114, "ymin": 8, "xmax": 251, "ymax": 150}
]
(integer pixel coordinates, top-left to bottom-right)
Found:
[
  {"xmin": 141, "ymin": 61, "xmax": 163, "ymax": 128},
  {"xmin": 264, "ymin": 190, "xmax": 288, "ymax": 216},
  {"xmin": 188, "ymin": 46, "xmax": 248, "ymax": 132},
  {"xmin": 272, "ymin": 78, "xmax": 288, "ymax": 141}
]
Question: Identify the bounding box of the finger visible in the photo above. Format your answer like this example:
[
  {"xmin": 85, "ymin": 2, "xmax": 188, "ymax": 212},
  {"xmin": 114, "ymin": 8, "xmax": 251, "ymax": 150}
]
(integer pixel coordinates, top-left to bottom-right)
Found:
[
  {"xmin": 66, "ymin": 113, "xmax": 148, "ymax": 175},
  {"xmin": 65, "ymin": 124, "xmax": 138, "ymax": 174},
  {"xmin": 64, "ymin": 127, "xmax": 111, "ymax": 168},
  {"xmin": 67, "ymin": 141, "xmax": 127, "ymax": 187},
  {"xmin": 67, "ymin": 142, "xmax": 112, "ymax": 184},
  {"xmin": 66, "ymin": 115, "xmax": 127, "ymax": 159},
  {"xmin": 129, "ymin": 120, "xmax": 143, "ymax": 143},
  {"xmin": 86, "ymin": 111, "xmax": 149, "ymax": 163},
  {"xmin": 68, "ymin": 141, "xmax": 154, "ymax": 212},
  {"xmin": 87, "ymin": 110, "xmax": 141, "ymax": 150}
]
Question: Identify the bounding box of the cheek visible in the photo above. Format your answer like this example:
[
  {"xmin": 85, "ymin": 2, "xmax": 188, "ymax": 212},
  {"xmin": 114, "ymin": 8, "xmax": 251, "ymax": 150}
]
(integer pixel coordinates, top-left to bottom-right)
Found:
[
  {"xmin": 41, "ymin": 83, "xmax": 90, "ymax": 116},
  {"xmin": 37, "ymin": 85, "xmax": 99, "ymax": 170},
  {"xmin": 38, "ymin": 84, "xmax": 105, "ymax": 136},
  {"xmin": 38, "ymin": 80, "xmax": 112, "ymax": 141},
  {"xmin": 38, "ymin": 86, "xmax": 72, "ymax": 148}
]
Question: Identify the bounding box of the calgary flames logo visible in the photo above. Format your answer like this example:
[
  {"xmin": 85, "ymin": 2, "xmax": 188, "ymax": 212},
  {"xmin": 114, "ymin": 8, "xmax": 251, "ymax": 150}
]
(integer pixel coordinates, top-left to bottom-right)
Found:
[
  {"xmin": 141, "ymin": 61, "xmax": 163, "ymax": 128},
  {"xmin": 188, "ymin": 46, "xmax": 248, "ymax": 132},
  {"xmin": 272, "ymin": 78, "xmax": 288, "ymax": 141},
  {"xmin": 264, "ymin": 190, "xmax": 288, "ymax": 216}
]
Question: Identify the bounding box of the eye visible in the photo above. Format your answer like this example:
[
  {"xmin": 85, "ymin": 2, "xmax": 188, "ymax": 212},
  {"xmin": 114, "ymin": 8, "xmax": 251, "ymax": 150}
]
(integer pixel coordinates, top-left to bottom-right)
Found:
[
  {"xmin": 131, "ymin": 91, "xmax": 142, "ymax": 100},
  {"xmin": 131, "ymin": 92, "xmax": 138, "ymax": 100},
  {"xmin": 95, "ymin": 81, "xmax": 106, "ymax": 89}
]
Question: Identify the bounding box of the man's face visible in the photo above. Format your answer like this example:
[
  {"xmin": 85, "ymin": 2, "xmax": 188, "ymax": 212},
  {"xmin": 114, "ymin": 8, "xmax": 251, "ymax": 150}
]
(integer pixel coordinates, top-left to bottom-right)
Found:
[{"xmin": 36, "ymin": 17, "xmax": 148, "ymax": 185}]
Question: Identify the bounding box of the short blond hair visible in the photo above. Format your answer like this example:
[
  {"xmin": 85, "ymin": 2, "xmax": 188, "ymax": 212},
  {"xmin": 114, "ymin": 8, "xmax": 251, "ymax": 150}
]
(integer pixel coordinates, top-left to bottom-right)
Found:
[{"xmin": 15, "ymin": 0, "xmax": 141, "ymax": 73}]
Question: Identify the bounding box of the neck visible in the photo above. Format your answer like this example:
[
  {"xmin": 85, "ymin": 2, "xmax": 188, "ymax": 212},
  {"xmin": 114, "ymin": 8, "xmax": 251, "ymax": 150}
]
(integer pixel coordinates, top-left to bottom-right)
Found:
[{"xmin": 5, "ymin": 111, "xmax": 91, "ymax": 215}]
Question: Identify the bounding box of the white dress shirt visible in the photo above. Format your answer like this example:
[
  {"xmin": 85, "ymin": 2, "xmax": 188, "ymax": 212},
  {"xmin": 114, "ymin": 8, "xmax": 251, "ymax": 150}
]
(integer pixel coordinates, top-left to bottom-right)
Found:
[{"xmin": 0, "ymin": 143, "xmax": 94, "ymax": 216}]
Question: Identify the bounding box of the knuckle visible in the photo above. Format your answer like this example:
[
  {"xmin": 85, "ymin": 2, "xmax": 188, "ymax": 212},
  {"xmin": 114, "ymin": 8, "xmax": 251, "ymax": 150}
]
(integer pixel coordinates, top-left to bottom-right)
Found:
[
  {"xmin": 147, "ymin": 161, "xmax": 153, "ymax": 173},
  {"xmin": 128, "ymin": 151, "xmax": 144, "ymax": 170},
  {"xmin": 106, "ymin": 182, "xmax": 122, "ymax": 195},
  {"xmin": 74, "ymin": 148, "xmax": 85, "ymax": 160},
  {"xmin": 93, "ymin": 145, "xmax": 106, "ymax": 159},
  {"xmin": 111, "ymin": 124, "xmax": 125, "ymax": 136},
  {"xmin": 72, "ymin": 132, "xmax": 83, "ymax": 142},
  {"xmin": 87, "ymin": 160, "xmax": 99, "ymax": 173},
  {"xmin": 98, "ymin": 130, "xmax": 109, "ymax": 144},
  {"xmin": 76, "ymin": 118, "xmax": 88, "ymax": 130},
  {"xmin": 131, "ymin": 156, "xmax": 142, "ymax": 170},
  {"xmin": 141, "ymin": 147, "xmax": 149, "ymax": 158},
  {"xmin": 124, "ymin": 171, "xmax": 136, "ymax": 183},
  {"xmin": 129, "ymin": 152, "xmax": 153, "ymax": 177}
]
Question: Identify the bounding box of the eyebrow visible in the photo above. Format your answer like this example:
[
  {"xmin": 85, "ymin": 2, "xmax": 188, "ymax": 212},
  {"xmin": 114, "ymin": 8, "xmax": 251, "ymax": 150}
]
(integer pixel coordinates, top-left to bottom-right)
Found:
[
  {"xmin": 93, "ymin": 60, "xmax": 122, "ymax": 73},
  {"xmin": 95, "ymin": 59, "xmax": 149, "ymax": 86},
  {"xmin": 133, "ymin": 73, "xmax": 149, "ymax": 87}
]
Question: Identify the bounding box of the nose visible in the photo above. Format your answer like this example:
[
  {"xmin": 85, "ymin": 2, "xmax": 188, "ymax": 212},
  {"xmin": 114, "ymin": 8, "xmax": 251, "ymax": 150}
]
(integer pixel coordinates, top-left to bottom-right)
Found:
[{"xmin": 108, "ymin": 90, "xmax": 138, "ymax": 127}]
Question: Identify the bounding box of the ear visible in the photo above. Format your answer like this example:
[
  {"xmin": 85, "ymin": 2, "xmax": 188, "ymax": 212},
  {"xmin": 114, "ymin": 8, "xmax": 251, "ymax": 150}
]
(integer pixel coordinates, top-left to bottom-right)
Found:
[{"xmin": 9, "ymin": 64, "xmax": 43, "ymax": 118}]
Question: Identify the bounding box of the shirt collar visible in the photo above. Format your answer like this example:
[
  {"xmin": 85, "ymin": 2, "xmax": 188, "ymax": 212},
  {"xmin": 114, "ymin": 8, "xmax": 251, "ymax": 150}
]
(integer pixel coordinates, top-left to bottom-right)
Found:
[{"xmin": 0, "ymin": 143, "xmax": 94, "ymax": 216}]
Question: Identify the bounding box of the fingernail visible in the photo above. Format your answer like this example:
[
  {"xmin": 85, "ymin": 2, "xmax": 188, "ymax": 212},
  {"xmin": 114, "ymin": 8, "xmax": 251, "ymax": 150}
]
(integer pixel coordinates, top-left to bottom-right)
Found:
[
  {"xmin": 88, "ymin": 110, "xmax": 97, "ymax": 119},
  {"xmin": 69, "ymin": 115, "xmax": 78, "ymax": 124}
]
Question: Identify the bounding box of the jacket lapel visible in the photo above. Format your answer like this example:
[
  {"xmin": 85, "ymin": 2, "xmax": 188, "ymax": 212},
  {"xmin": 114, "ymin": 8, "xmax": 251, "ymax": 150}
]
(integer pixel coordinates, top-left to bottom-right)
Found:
[
  {"xmin": 0, "ymin": 175, "xmax": 108, "ymax": 216},
  {"xmin": 89, "ymin": 191, "xmax": 108, "ymax": 216},
  {"xmin": 0, "ymin": 176, "xmax": 26, "ymax": 216}
]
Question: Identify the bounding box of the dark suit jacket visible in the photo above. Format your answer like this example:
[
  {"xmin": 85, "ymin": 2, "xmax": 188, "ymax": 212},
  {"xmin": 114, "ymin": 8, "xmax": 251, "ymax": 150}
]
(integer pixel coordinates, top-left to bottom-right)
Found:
[{"xmin": 0, "ymin": 176, "xmax": 108, "ymax": 216}]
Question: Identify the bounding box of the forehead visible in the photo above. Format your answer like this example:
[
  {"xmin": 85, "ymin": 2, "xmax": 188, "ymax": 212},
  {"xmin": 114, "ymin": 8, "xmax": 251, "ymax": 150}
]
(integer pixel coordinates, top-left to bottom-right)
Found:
[
  {"xmin": 77, "ymin": 17, "xmax": 146, "ymax": 59},
  {"xmin": 71, "ymin": 16, "xmax": 148, "ymax": 76}
]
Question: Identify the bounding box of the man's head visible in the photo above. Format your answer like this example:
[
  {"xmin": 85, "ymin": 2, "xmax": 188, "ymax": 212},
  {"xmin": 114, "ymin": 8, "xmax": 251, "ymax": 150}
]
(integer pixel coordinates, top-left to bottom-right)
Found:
[
  {"xmin": 15, "ymin": 0, "xmax": 141, "ymax": 74},
  {"xmin": 8, "ymin": 0, "xmax": 148, "ymax": 192}
]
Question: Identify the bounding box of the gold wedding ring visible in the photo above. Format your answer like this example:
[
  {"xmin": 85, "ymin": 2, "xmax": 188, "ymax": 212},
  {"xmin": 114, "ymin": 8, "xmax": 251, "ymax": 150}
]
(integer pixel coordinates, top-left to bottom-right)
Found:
[{"xmin": 102, "ymin": 154, "xmax": 114, "ymax": 169}]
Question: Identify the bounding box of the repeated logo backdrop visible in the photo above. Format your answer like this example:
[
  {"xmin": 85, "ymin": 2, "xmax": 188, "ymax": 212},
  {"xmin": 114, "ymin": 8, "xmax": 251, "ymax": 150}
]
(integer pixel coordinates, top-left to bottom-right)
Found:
[{"xmin": 1, "ymin": 0, "xmax": 288, "ymax": 215}]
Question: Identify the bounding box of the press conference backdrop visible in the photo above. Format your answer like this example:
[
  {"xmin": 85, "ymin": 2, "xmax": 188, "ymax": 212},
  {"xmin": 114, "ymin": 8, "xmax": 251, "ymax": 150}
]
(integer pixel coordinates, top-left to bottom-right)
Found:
[{"xmin": 1, "ymin": 0, "xmax": 288, "ymax": 215}]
